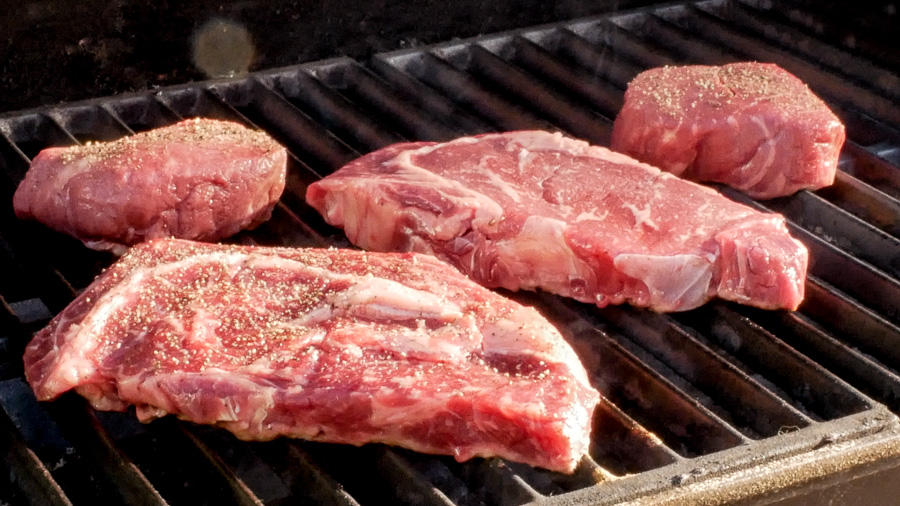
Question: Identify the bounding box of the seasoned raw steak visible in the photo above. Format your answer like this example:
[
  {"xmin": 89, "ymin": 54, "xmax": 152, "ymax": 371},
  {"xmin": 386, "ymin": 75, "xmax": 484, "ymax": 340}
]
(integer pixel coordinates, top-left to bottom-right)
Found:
[
  {"xmin": 23, "ymin": 238, "xmax": 599, "ymax": 473},
  {"xmin": 13, "ymin": 118, "xmax": 287, "ymax": 253},
  {"xmin": 306, "ymin": 131, "xmax": 808, "ymax": 312},
  {"xmin": 610, "ymin": 62, "xmax": 845, "ymax": 199}
]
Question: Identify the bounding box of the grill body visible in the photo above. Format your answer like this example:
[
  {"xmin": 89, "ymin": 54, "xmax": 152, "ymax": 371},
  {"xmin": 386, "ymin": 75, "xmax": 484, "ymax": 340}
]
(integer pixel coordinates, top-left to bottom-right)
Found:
[{"xmin": 2, "ymin": 1, "xmax": 900, "ymax": 504}]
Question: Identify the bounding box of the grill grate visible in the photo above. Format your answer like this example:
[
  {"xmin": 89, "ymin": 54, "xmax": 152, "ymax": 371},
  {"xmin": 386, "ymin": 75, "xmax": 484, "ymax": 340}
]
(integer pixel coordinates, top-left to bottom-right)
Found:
[{"xmin": 2, "ymin": 1, "xmax": 900, "ymax": 504}]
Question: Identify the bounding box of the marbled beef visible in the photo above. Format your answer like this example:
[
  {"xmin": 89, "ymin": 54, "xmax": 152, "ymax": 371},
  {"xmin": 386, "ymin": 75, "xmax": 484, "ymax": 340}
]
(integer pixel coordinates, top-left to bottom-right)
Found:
[
  {"xmin": 610, "ymin": 62, "xmax": 845, "ymax": 199},
  {"xmin": 306, "ymin": 131, "xmax": 808, "ymax": 312},
  {"xmin": 23, "ymin": 238, "xmax": 599, "ymax": 473},
  {"xmin": 13, "ymin": 118, "xmax": 287, "ymax": 252}
]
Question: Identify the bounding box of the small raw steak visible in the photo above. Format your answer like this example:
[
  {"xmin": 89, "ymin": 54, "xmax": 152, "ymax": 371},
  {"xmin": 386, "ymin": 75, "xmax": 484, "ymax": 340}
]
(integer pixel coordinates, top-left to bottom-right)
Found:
[
  {"xmin": 306, "ymin": 131, "xmax": 808, "ymax": 312},
  {"xmin": 610, "ymin": 62, "xmax": 845, "ymax": 199},
  {"xmin": 13, "ymin": 118, "xmax": 287, "ymax": 252},
  {"xmin": 24, "ymin": 238, "xmax": 599, "ymax": 473}
]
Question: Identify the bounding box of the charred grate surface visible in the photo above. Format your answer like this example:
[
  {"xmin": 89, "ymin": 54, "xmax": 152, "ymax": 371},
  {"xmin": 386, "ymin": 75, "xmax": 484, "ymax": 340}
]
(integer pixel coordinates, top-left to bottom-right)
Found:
[{"xmin": 1, "ymin": 1, "xmax": 900, "ymax": 504}]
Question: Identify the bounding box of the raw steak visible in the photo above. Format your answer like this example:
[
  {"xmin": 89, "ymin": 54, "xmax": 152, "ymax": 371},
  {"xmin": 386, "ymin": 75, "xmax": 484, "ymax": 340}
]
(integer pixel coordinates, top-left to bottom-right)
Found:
[
  {"xmin": 13, "ymin": 118, "xmax": 287, "ymax": 253},
  {"xmin": 306, "ymin": 131, "xmax": 808, "ymax": 312},
  {"xmin": 610, "ymin": 62, "xmax": 845, "ymax": 199},
  {"xmin": 23, "ymin": 238, "xmax": 599, "ymax": 473}
]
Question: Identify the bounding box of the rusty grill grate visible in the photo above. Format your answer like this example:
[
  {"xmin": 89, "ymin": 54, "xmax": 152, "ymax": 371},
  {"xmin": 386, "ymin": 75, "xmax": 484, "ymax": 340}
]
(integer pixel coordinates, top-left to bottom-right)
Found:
[{"xmin": 2, "ymin": 0, "xmax": 900, "ymax": 504}]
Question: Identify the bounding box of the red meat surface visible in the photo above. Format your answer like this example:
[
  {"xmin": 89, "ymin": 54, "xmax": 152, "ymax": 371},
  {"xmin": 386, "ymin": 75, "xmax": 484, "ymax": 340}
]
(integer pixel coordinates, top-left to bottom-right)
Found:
[
  {"xmin": 13, "ymin": 118, "xmax": 287, "ymax": 252},
  {"xmin": 23, "ymin": 238, "xmax": 599, "ymax": 473},
  {"xmin": 307, "ymin": 130, "xmax": 808, "ymax": 312},
  {"xmin": 610, "ymin": 62, "xmax": 845, "ymax": 199}
]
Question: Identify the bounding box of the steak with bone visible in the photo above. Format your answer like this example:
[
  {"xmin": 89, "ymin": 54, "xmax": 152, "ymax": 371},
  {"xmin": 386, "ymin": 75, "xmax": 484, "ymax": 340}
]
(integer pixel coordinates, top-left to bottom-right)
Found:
[
  {"xmin": 610, "ymin": 62, "xmax": 845, "ymax": 199},
  {"xmin": 23, "ymin": 238, "xmax": 599, "ymax": 473},
  {"xmin": 13, "ymin": 118, "xmax": 287, "ymax": 253},
  {"xmin": 306, "ymin": 130, "xmax": 808, "ymax": 312}
]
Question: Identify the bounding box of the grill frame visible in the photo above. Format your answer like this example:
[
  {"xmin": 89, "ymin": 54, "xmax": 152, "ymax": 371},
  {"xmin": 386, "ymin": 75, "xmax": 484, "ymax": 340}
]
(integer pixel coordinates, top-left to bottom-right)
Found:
[{"xmin": 2, "ymin": 0, "xmax": 900, "ymax": 504}]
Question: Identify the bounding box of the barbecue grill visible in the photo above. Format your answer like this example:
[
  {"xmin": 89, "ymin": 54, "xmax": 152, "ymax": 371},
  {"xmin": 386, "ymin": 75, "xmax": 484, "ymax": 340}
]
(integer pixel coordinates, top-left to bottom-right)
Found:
[{"xmin": 2, "ymin": 0, "xmax": 900, "ymax": 504}]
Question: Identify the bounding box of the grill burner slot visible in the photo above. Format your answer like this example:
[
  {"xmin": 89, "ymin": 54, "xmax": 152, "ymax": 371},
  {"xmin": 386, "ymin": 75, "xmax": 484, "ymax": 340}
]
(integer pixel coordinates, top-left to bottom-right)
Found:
[{"xmin": 2, "ymin": 1, "xmax": 900, "ymax": 503}]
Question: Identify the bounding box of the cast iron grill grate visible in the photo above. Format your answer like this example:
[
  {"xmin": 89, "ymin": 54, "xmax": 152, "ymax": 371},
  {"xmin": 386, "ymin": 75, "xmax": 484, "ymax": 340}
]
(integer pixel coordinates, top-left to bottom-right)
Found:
[{"xmin": 1, "ymin": 0, "xmax": 899, "ymax": 504}]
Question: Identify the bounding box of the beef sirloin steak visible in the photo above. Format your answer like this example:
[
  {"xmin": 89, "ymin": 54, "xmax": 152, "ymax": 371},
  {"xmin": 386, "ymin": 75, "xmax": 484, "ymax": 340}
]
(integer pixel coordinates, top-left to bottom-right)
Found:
[
  {"xmin": 610, "ymin": 62, "xmax": 845, "ymax": 199},
  {"xmin": 23, "ymin": 238, "xmax": 599, "ymax": 473},
  {"xmin": 13, "ymin": 118, "xmax": 287, "ymax": 253},
  {"xmin": 306, "ymin": 131, "xmax": 808, "ymax": 312}
]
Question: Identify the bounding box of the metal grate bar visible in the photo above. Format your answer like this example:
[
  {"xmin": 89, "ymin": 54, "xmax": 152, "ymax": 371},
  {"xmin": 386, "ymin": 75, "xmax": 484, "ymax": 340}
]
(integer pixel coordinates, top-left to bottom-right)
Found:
[
  {"xmin": 388, "ymin": 451, "xmax": 485, "ymax": 506},
  {"xmin": 746, "ymin": 298, "xmax": 900, "ymax": 413},
  {"xmin": 2, "ymin": 111, "xmax": 122, "ymax": 291},
  {"xmin": 1, "ymin": 380, "xmax": 154, "ymax": 504},
  {"xmin": 259, "ymin": 67, "xmax": 405, "ymax": 152},
  {"xmin": 179, "ymin": 426, "xmax": 265, "ymax": 505},
  {"xmin": 183, "ymin": 427, "xmax": 296, "ymax": 504},
  {"xmin": 792, "ymin": 222, "xmax": 900, "ymax": 324},
  {"xmin": 562, "ymin": 20, "xmax": 672, "ymax": 78},
  {"xmin": 370, "ymin": 54, "xmax": 494, "ymax": 136},
  {"xmin": 537, "ymin": 295, "xmax": 748, "ymax": 457},
  {"xmin": 102, "ymin": 96, "xmax": 183, "ymax": 133},
  {"xmin": 210, "ymin": 79, "xmax": 358, "ymax": 174},
  {"xmin": 464, "ymin": 43, "xmax": 612, "ymax": 143},
  {"xmin": 818, "ymin": 172, "xmax": 900, "ymax": 239},
  {"xmin": 40, "ymin": 395, "xmax": 168, "ymax": 505},
  {"xmin": 655, "ymin": 5, "xmax": 900, "ymax": 126},
  {"xmin": 313, "ymin": 60, "xmax": 461, "ymax": 142},
  {"xmin": 0, "ymin": 135, "xmax": 81, "ymax": 317},
  {"xmin": 800, "ymin": 278, "xmax": 900, "ymax": 374},
  {"xmin": 157, "ymin": 87, "xmax": 249, "ymax": 123},
  {"xmin": 724, "ymin": 188, "xmax": 900, "ymax": 324},
  {"xmin": 0, "ymin": 301, "xmax": 27, "ymax": 381},
  {"xmin": 0, "ymin": 127, "xmax": 36, "ymax": 183},
  {"xmin": 589, "ymin": 398, "xmax": 681, "ymax": 475},
  {"xmin": 595, "ymin": 305, "xmax": 814, "ymax": 437},
  {"xmin": 48, "ymin": 104, "xmax": 135, "ymax": 143},
  {"xmin": 294, "ymin": 442, "xmax": 463, "ymax": 505},
  {"xmin": 763, "ymin": 187, "xmax": 900, "ymax": 279},
  {"xmin": 613, "ymin": 11, "xmax": 733, "ymax": 64},
  {"xmin": 740, "ymin": 0, "xmax": 900, "ymax": 70},
  {"xmin": 830, "ymin": 102, "xmax": 900, "ymax": 153},
  {"xmin": 698, "ymin": 1, "xmax": 900, "ymax": 100},
  {"xmin": 0, "ymin": 406, "xmax": 71, "ymax": 506},
  {"xmin": 0, "ymin": 144, "xmax": 43, "ymax": 310},
  {"xmin": 677, "ymin": 302, "xmax": 873, "ymax": 420},
  {"xmin": 541, "ymin": 26, "xmax": 650, "ymax": 90},
  {"xmin": 250, "ymin": 441, "xmax": 362, "ymax": 506},
  {"xmin": 452, "ymin": 459, "xmax": 544, "ymax": 506},
  {"xmin": 372, "ymin": 448, "xmax": 459, "ymax": 505},
  {"xmin": 840, "ymin": 142, "xmax": 900, "ymax": 203},
  {"xmin": 503, "ymin": 35, "xmax": 624, "ymax": 118},
  {"xmin": 392, "ymin": 50, "xmax": 552, "ymax": 132},
  {"xmin": 105, "ymin": 417, "xmax": 265, "ymax": 504},
  {"xmin": 1, "ymin": 113, "xmax": 79, "ymax": 158}
]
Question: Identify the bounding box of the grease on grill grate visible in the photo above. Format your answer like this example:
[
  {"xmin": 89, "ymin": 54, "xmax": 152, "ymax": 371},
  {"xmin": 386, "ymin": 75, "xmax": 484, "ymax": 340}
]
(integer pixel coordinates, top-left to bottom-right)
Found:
[{"xmin": 1, "ymin": 0, "xmax": 899, "ymax": 504}]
